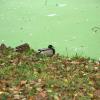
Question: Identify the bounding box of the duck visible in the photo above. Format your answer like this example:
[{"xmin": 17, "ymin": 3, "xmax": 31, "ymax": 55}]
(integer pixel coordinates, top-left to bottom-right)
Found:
[
  {"xmin": 15, "ymin": 43, "xmax": 30, "ymax": 53},
  {"xmin": 37, "ymin": 45, "xmax": 55, "ymax": 57}
]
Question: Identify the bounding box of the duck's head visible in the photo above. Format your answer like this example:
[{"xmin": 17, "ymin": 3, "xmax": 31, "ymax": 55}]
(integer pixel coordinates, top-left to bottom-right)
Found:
[
  {"xmin": 48, "ymin": 45, "xmax": 54, "ymax": 49},
  {"xmin": 48, "ymin": 45, "xmax": 55, "ymax": 54}
]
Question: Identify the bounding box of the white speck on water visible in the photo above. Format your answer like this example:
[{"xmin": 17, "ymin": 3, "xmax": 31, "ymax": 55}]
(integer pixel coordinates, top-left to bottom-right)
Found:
[
  {"xmin": 13, "ymin": 7, "xmax": 17, "ymax": 10},
  {"xmin": 57, "ymin": 3, "xmax": 67, "ymax": 7},
  {"xmin": 51, "ymin": 41, "xmax": 57, "ymax": 44},
  {"xmin": 72, "ymin": 36, "xmax": 76, "ymax": 39},
  {"xmin": 8, "ymin": 8, "xmax": 11, "ymax": 10},
  {"xmin": 74, "ymin": 48, "xmax": 78, "ymax": 52},
  {"xmin": 64, "ymin": 40, "xmax": 68, "ymax": 42},
  {"xmin": 29, "ymin": 33, "xmax": 33, "ymax": 36},
  {"xmin": 86, "ymin": 18, "xmax": 89, "ymax": 22},
  {"xmin": 47, "ymin": 14, "xmax": 57, "ymax": 17},
  {"xmin": 1, "ymin": 40, "xmax": 4, "ymax": 42}
]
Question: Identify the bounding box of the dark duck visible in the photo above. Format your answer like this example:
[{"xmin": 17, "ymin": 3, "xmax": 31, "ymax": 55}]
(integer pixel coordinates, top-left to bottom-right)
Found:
[{"xmin": 38, "ymin": 45, "xmax": 55, "ymax": 57}]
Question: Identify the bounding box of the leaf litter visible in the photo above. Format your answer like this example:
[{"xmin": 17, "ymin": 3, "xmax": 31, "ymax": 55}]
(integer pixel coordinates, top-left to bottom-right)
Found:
[{"xmin": 0, "ymin": 43, "xmax": 100, "ymax": 100}]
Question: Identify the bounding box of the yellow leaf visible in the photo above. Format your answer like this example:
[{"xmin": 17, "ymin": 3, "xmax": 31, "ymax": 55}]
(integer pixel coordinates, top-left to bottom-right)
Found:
[
  {"xmin": 64, "ymin": 79, "xmax": 68, "ymax": 83},
  {"xmin": 54, "ymin": 95, "xmax": 59, "ymax": 100},
  {"xmin": 0, "ymin": 91, "xmax": 9, "ymax": 95},
  {"xmin": 89, "ymin": 81, "xmax": 93, "ymax": 85},
  {"xmin": 47, "ymin": 89, "xmax": 52, "ymax": 93},
  {"xmin": 0, "ymin": 91, "xmax": 4, "ymax": 94},
  {"xmin": 36, "ymin": 87, "xmax": 42, "ymax": 92},
  {"xmin": 38, "ymin": 79, "xmax": 42, "ymax": 83},
  {"xmin": 87, "ymin": 93, "xmax": 93, "ymax": 98}
]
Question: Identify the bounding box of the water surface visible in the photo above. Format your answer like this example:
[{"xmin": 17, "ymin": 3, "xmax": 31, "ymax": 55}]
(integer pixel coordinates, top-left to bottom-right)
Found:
[{"xmin": 0, "ymin": 0, "xmax": 100, "ymax": 59}]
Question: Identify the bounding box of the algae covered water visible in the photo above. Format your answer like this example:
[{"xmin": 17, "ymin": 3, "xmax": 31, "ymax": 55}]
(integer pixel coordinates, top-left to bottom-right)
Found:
[{"xmin": 0, "ymin": 0, "xmax": 100, "ymax": 59}]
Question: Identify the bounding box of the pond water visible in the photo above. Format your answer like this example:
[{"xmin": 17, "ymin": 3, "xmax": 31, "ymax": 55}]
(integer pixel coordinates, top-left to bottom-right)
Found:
[{"xmin": 0, "ymin": 0, "xmax": 100, "ymax": 59}]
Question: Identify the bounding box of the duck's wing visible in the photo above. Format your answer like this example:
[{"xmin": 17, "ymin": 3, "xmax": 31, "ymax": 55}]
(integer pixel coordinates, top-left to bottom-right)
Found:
[
  {"xmin": 38, "ymin": 48, "xmax": 49, "ymax": 52},
  {"xmin": 39, "ymin": 49, "xmax": 54, "ymax": 57}
]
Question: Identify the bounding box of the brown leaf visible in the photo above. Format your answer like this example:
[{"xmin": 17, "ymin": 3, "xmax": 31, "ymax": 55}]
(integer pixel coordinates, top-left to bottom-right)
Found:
[
  {"xmin": 94, "ymin": 89, "xmax": 100, "ymax": 97},
  {"xmin": 14, "ymin": 94, "xmax": 20, "ymax": 99},
  {"xmin": 30, "ymin": 80, "xmax": 36, "ymax": 85},
  {"xmin": 28, "ymin": 96, "xmax": 35, "ymax": 100},
  {"xmin": 38, "ymin": 79, "xmax": 42, "ymax": 83},
  {"xmin": 20, "ymin": 80, "xmax": 27, "ymax": 86},
  {"xmin": 95, "ymin": 74, "xmax": 100, "ymax": 79},
  {"xmin": 39, "ymin": 91, "xmax": 47, "ymax": 98}
]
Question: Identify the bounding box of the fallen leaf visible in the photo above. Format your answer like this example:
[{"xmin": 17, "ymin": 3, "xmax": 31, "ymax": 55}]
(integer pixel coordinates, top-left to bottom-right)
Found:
[
  {"xmin": 94, "ymin": 89, "xmax": 100, "ymax": 97},
  {"xmin": 20, "ymin": 80, "xmax": 27, "ymax": 86},
  {"xmin": 39, "ymin": 91, "xmax": 47, "ymax": 98},
  {"xmin": 14, "ymin": 94, "xmax": 20, "ymax": 99}
]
